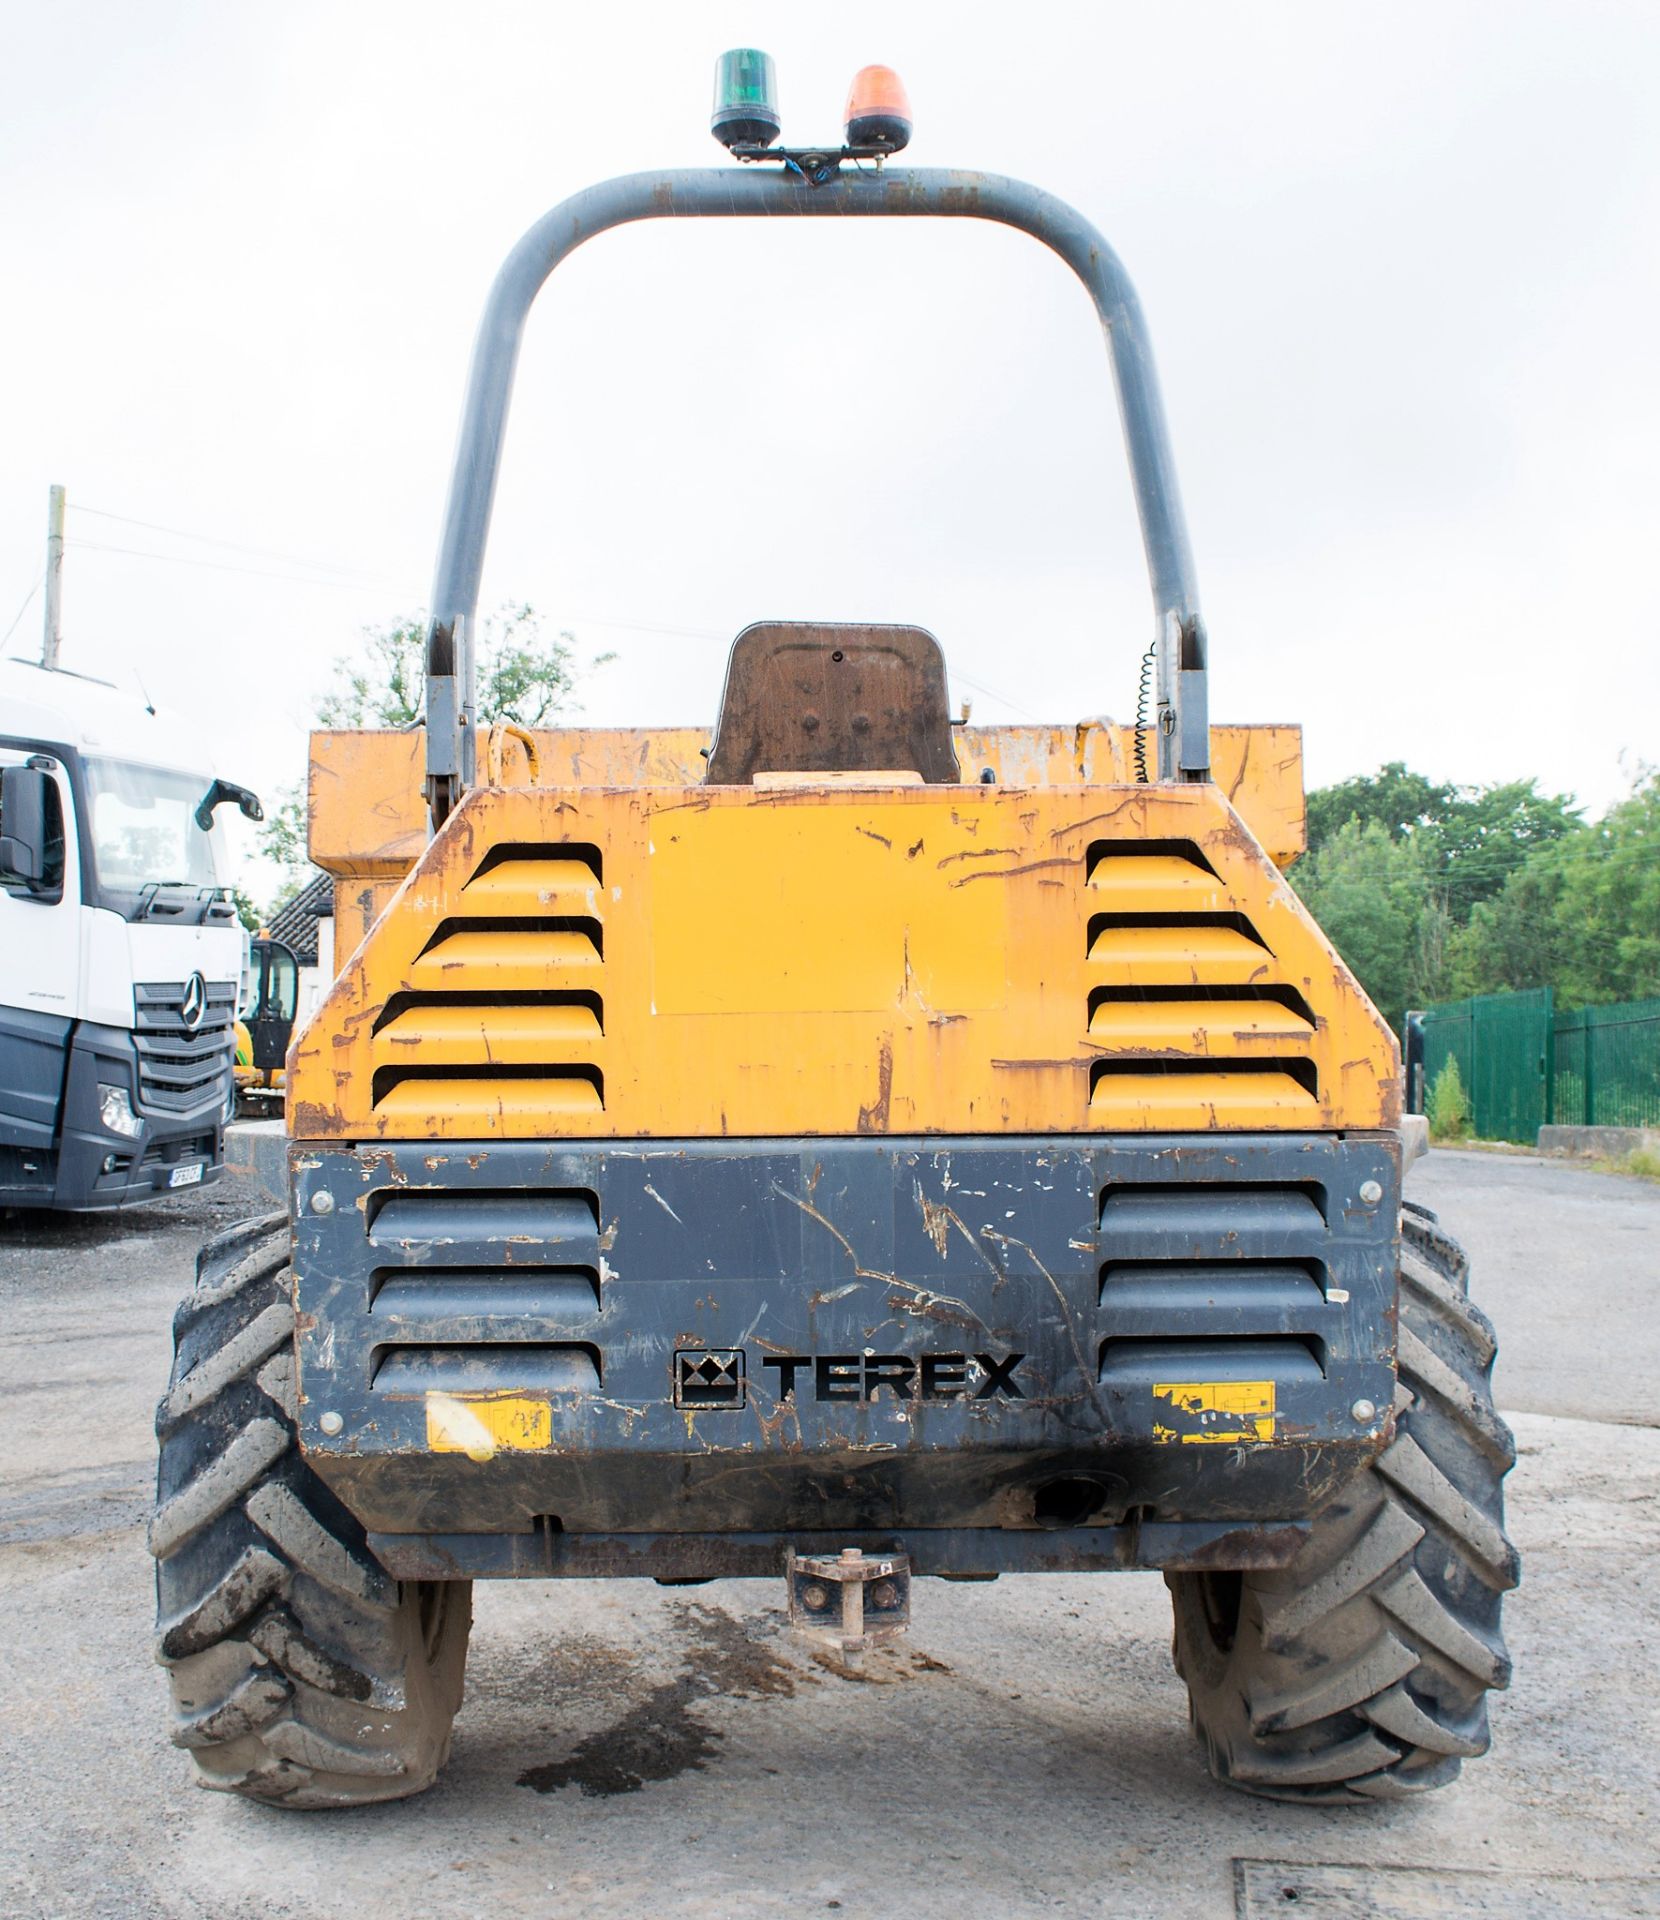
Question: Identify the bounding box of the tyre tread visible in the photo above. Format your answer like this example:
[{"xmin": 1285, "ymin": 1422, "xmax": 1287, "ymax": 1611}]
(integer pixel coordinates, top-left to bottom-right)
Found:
[
  {"xmin": 150, "ymin": 1218, "xmax": 469, "ymax": 1808},
  {"xmin": 1168, "ymin": 1210, "xmax": 1517, "ymax": 1803}
]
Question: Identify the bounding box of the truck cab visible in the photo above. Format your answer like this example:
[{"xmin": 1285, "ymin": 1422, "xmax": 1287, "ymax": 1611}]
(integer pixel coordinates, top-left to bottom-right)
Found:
[{"xmin": 0, "ymin": 659, "xmax": 257, "ymax": 1209}]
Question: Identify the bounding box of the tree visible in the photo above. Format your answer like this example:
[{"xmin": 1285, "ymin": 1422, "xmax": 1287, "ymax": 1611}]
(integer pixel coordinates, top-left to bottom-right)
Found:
[
  {"xmin": 1551, "ymin": 770, "xmax": 1660, "ymax": 1006},
  {"xmin": 314, "ymin": 604, "xmax": 586, "ymax": 732},
  {"xmin": 226, "ymin": 885, "xmax": 264, "ymax": 933},
  {"xmin": 1291, "ymin": 818, "xmax": 1430, "ymax": 1032},
  {"xmin": 1427, "ymin": 778, "xmax": 1582, "ymax": 914},
  {"xmin": 1442, "ymin": 770, "xmax": 1657, "ymax": 1008},
  {"xmin": 1412, "ymin": 892, "xmax": 1456, "ymax": 1008},
  {"xmin": 1306, "ymin": 763, "xmax": 1455, "ymax": 858},
  {"xmin": 258, "ymin": 605, "xmax": 596, "ymax": 908},
  {"xmin": 1302, "ymin": 762, "xmax": 1586, "ymax": 1021},
  {"xmin": 1306, "ymin": 762, "xmax": 1581, "ymax": 907},
  {"xmin": 258, "ymin": 791, "xmax": 308, "ymax": 890},
  {"xmin": 1446, "ymin": 851, "xmax": 1573, "ymax": 999}
]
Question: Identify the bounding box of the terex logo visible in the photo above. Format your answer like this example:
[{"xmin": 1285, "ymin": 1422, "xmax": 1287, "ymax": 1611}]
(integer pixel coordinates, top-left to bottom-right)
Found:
[{"xmin": 763, "ymin": 1351, "xmax": 1027, "ymax": 1404}]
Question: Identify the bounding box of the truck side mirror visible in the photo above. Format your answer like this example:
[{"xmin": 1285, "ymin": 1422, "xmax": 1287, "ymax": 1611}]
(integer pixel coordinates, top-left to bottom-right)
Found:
[
  {"xmin": 0, "ymin": 764, "xmax": 56, "ymax": 891},
  {"xmin": 194, "ymin": 778, "xmax": 265, "ymax": 832}
]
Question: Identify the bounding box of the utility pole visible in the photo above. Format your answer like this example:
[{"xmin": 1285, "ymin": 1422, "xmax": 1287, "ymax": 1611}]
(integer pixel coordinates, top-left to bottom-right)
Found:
[{"xmin": 41, "ymin": 483, "xmax": 65, "ymax": 670}]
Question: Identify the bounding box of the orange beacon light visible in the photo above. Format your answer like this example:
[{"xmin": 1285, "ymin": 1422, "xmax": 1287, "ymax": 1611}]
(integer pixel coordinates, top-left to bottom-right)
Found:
[{"xmin": 843, "ymin": 66, "xmax": 912, "ymax": 152}]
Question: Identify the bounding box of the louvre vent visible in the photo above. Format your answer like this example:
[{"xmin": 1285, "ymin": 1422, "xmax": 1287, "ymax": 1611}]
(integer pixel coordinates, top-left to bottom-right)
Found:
[
  {"xmin": 1098, "ymin": 1335, "xmax": 1325, "ymax": 1389},
  {"xmin": 364, "ymin": 1187, "xmax": 603, "ymax": 1393},
  {"xmin": 368, "ymin": 844, "xmax": 605, "ymax": 1122},
  {"xmin": 1085, "ymin": 840, "xmax": 1319, "ymax": 1123},
  {"xmin": 1098, "ymin": 1179, "xmax": 1338, "ymax": 1385},
  {"xmin": 372, "ymin": 1344, "xmax": 601, "ymax": 1393}
]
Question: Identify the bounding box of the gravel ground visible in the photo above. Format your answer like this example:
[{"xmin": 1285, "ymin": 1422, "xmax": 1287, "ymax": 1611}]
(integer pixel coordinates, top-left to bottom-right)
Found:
[
  {"xmin": 1408, "ymin": 1147, "xmax": 1660, "ymax": 1425},
  {"xmin": 1, "ymin": 1155, "xmax": 1657, "ymax": 1920}
]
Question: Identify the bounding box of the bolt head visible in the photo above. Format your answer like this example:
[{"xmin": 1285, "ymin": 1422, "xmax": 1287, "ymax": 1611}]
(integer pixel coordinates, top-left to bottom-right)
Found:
[
  {"xmin": 310, "ymin": 1189, "xmax": 335, "ymax": 1215},
  {"xmin": 1358, "ymin": 1179, "xmax": 1383, "ymax": 1206},
  {"xmin": 799, "ymin": 1582, "xmax": 830, "ymax": 1611},
  {"xmin": 1351, "ymin": 1398, "xmax": 1377, "ymax": 1424},
  {"xmin": 319, "ymin": 1410, "xmax": 344, "ymax": 1436}
]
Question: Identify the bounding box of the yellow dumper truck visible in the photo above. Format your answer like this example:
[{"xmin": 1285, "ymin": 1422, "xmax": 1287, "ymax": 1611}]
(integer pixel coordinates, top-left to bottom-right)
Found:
[{"xmin": 150, "ymin": 55, "xmax": 1516, "ymax": 1809}]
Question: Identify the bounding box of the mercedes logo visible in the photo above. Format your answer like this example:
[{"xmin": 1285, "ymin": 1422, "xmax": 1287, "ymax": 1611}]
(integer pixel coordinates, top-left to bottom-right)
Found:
[{"xmin": 180, "ymin": 972, "xmax": 207, "ymax": 1034}]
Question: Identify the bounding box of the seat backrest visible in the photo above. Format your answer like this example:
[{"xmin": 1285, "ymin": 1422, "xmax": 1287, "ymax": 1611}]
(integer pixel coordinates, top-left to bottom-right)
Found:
[{"xmin": 704, "ymin": 622, "xmax": 959, "ymax": 784}]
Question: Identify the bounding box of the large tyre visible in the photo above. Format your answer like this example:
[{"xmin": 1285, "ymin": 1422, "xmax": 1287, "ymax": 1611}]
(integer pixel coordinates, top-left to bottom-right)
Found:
[
  {"xmin": 1167, "ymin": 1209, "xmax": 1519, "ymax": 1802},
  {"xmin": 150, "ymin": 1214, "xmax": 471, "ymax": 1808}
]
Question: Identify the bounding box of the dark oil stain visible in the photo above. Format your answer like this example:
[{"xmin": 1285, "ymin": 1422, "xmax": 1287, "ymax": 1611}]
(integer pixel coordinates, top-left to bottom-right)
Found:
[{"xmin": 516, "ymin": 1604, "xmax": 802, "ymax": 1798}]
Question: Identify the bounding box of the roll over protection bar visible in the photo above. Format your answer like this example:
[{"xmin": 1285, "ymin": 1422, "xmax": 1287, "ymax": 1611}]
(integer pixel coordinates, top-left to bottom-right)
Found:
[{"xmin": 423, "ymin": 166, "xmax": 1210, "ymax": 826}]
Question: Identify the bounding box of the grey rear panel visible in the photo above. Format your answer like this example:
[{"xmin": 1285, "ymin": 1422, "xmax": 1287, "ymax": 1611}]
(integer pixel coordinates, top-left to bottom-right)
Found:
[{"xmin": 291, "ymin": 1134, "xmax": 1399, "ymax": 1571}]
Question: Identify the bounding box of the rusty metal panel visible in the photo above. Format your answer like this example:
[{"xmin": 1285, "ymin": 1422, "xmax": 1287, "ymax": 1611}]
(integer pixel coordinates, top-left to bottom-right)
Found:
[
  {"xmin": 304, "ymin": 720, "xmax": 1305, "ymax": 887},
  {"xmin": 288, "ymin": 1132, "xmax": 1399, "ymax": 1545},
  {"xmin": 288, "ymin": 779, "xmax": 1389, "ymax": 1142},
  {"xmin": 367, "ymin": 1518, "xmax": 1312, "ymax": 1582},
  {"xmin": 704, "ymin": 623, "xmax": 959, "ymax": 784}
]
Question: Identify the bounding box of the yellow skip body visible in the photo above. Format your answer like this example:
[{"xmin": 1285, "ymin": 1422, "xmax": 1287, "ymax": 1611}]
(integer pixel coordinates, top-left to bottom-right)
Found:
[{"xmin": 289, "ymin": 724, "xmax": 1395, "ymax": 1142}]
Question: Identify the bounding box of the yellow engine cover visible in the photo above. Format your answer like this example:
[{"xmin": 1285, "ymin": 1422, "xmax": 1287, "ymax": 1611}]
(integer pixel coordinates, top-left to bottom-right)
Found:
[{"xmin": 287, "ymin": 780, "xmax": 1398, "ymax": 1141}]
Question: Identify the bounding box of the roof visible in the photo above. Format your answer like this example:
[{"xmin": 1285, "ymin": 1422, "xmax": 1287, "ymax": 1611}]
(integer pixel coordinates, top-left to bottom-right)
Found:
[
  {"xmin": 265, "ymin": 870, "xmax": 333, "ymax": 966},
  {"xmin": 0, "ymin": 657, "xmax": 216, "ymax": 775}
]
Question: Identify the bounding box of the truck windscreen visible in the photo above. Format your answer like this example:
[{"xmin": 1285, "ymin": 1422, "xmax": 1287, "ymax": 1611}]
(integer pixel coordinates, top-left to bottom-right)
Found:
[{"xmin": 85, "ymin": 759, "xmax": 219, "ymax": 900}]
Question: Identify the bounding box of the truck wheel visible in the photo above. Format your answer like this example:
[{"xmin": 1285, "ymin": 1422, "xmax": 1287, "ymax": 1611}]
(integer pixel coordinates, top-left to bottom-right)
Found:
[
  {"xmin": 150, "ymin": 1214, "xmax": 471, "ymax": 1808},
  {"xmin": 1166, "ymin": 1211, "xmax": 1518, "ymax": 1801}
]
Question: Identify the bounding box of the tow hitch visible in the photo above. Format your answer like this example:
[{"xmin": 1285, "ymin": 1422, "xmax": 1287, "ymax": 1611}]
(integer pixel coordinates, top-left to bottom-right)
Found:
[{"xmin": 787, "ymin": 1546, "xmax": 912, "ymax": 1654}]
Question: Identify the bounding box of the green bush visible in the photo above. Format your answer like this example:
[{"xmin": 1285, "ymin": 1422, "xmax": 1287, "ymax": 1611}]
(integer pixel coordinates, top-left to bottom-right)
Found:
[{"xmin": 1428, "ymin": 1058, "xmax": 1472, "ymax": 1142}]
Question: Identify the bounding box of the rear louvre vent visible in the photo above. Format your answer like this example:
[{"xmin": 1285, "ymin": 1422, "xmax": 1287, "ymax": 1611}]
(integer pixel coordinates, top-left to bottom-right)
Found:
[
  {"xmin": 1098, "ymin": 1179, "xmax": 1336, "ymax": 1387},
  {"xmin": 1089, "ymin": 1058, "xmax": 1318, "ymax": 1117},
  {"xmin": 1101, "ymin": 1263, "xmax": 1325, "ymax": 1319},
  {"xmin": 372, "ymin": 1344, "xmax": 600, "ymax": 1394},
  {"xmin": 368, "ymin": 846, "xmax": 605, "ymax": 1123},
  {"xmin": 364, "ymin": 1187, "xmax": 603, "ymax": 1393},
  {"xmin": 1098, "ymin": 1336, "xmax": 1325, "ymax": 1388},
  {"xmin": 370, "ymin": 1062, "xmax": 603, "ymax": 1117},
  {"xmin": 368, "ymin": 1190, "xmax": 599, "ymax": 1246},
  {"xmin": 1085, "ymin": 842, "xmax": 1320, "ymax": 1124},
  {"xmin": 1100, "ymin": 1183, "xmax": 1328, "ymax": 1252}
]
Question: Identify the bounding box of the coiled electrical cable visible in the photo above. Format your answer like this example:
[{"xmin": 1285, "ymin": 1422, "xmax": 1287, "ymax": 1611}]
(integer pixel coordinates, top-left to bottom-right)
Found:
[{"xmin": 1133, "ymin": 642, "xmax": 1156, "ymax": 783}]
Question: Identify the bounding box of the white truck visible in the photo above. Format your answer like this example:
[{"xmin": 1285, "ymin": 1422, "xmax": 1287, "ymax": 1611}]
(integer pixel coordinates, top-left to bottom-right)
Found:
[{"xmin": 0, "ymin": 658, "xmax": 261, "ymax": 1210}]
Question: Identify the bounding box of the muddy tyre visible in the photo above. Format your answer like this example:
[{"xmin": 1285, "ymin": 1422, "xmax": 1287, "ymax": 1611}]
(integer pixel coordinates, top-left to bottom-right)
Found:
[
  {"xmin": 150, "ymin": 1214, "xmax": 471, "ymax": 1808},
  {"xmin": 1166, "ymin": 1210, "xmax": 1518, "ymax": 1802}
]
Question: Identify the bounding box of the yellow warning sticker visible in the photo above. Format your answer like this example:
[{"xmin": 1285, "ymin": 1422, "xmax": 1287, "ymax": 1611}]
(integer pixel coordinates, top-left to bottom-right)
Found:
[
  {"xmin": 426, "ymin": 1393, "xmax": 551, "ymax": 1460},
  {"xmin": 1152, "ymin": 1379, "xmax": 1276, "ymax": 1445}
]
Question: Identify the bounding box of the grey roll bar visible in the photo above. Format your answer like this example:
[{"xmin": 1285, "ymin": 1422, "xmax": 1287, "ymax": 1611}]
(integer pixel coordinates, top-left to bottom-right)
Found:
[{"xmin": 423, "ymin": 165, "xmax": 1210, "ymax": 825}]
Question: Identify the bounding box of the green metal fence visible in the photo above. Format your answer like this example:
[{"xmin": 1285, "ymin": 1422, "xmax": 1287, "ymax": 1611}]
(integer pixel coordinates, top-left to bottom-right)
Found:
[
  {"xmin": 1418, "ymin": 990, "xmax": 1553, "ymax": 1145},
  {"xmin": 1552, "ymin": 999, "xmax": 1660, "ymax": 1130},
  {"xmin": 1415, "ymin": 989, "xmax": 1660, "ymax": 1142}
]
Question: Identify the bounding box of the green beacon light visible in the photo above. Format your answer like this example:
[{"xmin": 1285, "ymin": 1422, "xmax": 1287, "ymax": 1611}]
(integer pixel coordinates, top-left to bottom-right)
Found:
[{"xmin": 711, "ymin": 48, "xmax": 780, "ymax": 150}]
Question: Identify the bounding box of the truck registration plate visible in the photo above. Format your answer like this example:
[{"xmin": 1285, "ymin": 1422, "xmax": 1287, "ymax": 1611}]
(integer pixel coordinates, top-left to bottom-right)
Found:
[{"xmin": 169, "ymin": 1163, "xmax": 204, "ymax": 1188}]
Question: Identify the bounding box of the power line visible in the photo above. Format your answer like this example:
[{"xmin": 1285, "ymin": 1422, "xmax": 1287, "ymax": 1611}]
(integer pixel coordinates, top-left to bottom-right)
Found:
[
  {"xmin": 554, "ymin": 610, "xmax": 729, "ymax": 643},
  {"xmin": 0, "ymin": 570, "xmax": 44, "ymax": 657},
  {"xmin": 63, "ymin": 504, "xmax": 1043, "ymax": 715},
  {"xmin": 68, "ymin": 538, "xmax": 412, "ymax": 594},
  {"xmin": 556, "ymin": 616, "xmax": 1037, "ymax": 715},
  {"xmin": 950, "ymin": 668, "xmax": 1037, "ymax": 719},
  {"xmin": 70, "ymin": 503, "xmax": 404, "ymax": 588}
]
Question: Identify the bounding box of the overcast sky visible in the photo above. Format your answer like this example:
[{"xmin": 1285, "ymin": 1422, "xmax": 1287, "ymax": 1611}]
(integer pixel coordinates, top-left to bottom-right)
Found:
[{"xmin": 2, "ymin": 2, "xmax": 1656, "ymax": 894}]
